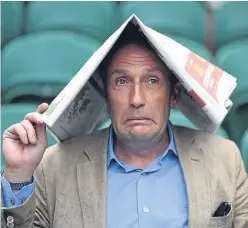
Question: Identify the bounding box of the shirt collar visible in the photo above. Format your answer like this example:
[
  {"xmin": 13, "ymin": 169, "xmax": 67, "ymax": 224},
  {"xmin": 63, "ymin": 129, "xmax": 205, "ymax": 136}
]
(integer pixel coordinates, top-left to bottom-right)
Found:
[{"xmin": 107, "ymin": 121, "xmax": 178, "ymax": 167}]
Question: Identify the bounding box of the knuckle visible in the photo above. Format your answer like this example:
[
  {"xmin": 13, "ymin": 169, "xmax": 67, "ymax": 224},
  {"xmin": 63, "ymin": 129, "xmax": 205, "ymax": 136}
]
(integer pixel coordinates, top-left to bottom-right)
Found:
[
  {"xmin": 3, "ymin": 128, "xmax": 10, "ymax": 135},
  {"xmin": 22, "ymin": 120, "xmax": 36, "ymax": 131},
  {"xmin": 20, "ymin": 119, "xmax": 28, "ymax": 125},
  {"xmin": 15, "ymin": 122, "xmax": 22, "ymax": 129},
  {"xmin": 24, "ymin": 113, "xmax": 31, "ymax": 120},
  {"xmin": 7, "ymin": 124, "xmax": 15, "ymax": 131},
  {"xmin": 16, "ymin": 123, "xmax": 26, "ymax": 133},
  {"xmin": 6, "ymin": 124, "xmax": 17, "ymax": 133},
  {"xmin": 21, "ymin": 120, "xmax": 33, "ymax": 129},
  {"xmin": 33, "ymin": 112, "xmax": 40, "ymax": 117},
  {"xmin": 25, "ymin": 112, "xmax": 39, "ymax": 120},
  {"xmin": 19, "ymin": 122, "xmax": 27, "ymax": 130},
  {"xmin": 17, "ymin": 123, "xmax": 25, "ymax": 132}
]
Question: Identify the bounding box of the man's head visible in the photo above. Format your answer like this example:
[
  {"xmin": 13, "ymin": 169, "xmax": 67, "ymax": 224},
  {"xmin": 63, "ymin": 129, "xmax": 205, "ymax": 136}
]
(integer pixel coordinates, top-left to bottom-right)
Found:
[{"xmin": 99, "ymin": 24, "xmax": 180, "ymax": 148}]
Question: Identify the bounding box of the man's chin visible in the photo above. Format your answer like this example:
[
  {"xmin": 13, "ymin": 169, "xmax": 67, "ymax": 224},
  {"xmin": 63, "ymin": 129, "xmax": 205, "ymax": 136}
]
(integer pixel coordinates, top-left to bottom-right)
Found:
[
  {"xmin": 121, "ymin": 132, "xmax": 158, "ymax": 149},
  {"xmin": 126, "ymin": 128, "xmax": 158, "ymax": 141},
  {"xmin": 116, "ymin": 126, "xmax": 163, "ymax": 148}
]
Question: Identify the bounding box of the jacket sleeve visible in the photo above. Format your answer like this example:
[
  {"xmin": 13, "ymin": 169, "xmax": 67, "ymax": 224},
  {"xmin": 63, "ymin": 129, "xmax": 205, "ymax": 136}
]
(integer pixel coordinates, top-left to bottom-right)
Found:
[
  {"xmin": 1, "ymin": 162, "xmax": 50, "ymax": 228},
  {"xmin": 232, "ymin": 142, "xmax": 248, "ymax": 228}
]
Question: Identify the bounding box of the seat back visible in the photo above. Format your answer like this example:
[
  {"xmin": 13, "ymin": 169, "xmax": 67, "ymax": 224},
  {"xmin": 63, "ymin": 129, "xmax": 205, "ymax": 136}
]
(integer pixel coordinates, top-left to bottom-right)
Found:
[
  {"xmin": 215, "ymin": 40, "xmax": 248, "ymax": 143},
  {"xmin": 2, "ymin": 32, "xmax": 101, "ymax": 103},
  {"xmin": 169, "ymin": 108, "xmax": 229, "ymax": 138},
  {"xmin": 1, "ymin": 1, "xmax": 24, "ymax": 45},
  {"xmin": 120, "ymin": 2, "xmax": 205, "ymax": 42},
  {"xmin": 25, "ymin": 2, "xmax": 120, "ymax": 42},
  {"xmin": 214, "ymin": 2, "xmax": 248, "ymax": 47},
  {"xmin": 166, "ymin": 35, "xmax": 212, "ymax": 61},
  {"xmin": 240, "ymin": 129, "xmax": 248, "ymax": 173}
]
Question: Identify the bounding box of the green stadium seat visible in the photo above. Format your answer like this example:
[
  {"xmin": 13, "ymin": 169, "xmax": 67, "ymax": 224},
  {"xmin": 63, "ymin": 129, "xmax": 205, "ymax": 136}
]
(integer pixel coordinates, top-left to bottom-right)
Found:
[
  {"xmin": 169, "ymin": 108, "xmax": 229, "ymax": 139},
  {"xmin": 167, "ymin": 35, "xmax": 212, "ymax": 61},
  {"xmin": 240, "ymin": 129, "xmax": 248, "ymax": 173},
  {"xmin": 1, "ymin": 31, "xmax": 101, "ymax": 103},
  {"xmin": 1, "ymin": 1, "xmax": 24, "ymax": 45},
  {"xmin": 120, "ymin": 2, "xmax": 205, "ymax": 42},
  {"xmin": 96, "ymin": 118, "xmax": 111, "ymax": 131},
  {"xmin": 25, "ymin": 2, "xmax": 120, "ymax": 43},
  {"xmin": 215, "ymin": 40, "xmax": 248, "ymax": 144},
  {"xmin": 214, "ymin": 2, "xmax": 248, "ymax": 47},
  {"xmin": 1, "ymin": 104, "xmax": 57, "ymax": 171},
  {"xmin": 95, "ymin": 109, "xmax": 229, "ymax": 139}
]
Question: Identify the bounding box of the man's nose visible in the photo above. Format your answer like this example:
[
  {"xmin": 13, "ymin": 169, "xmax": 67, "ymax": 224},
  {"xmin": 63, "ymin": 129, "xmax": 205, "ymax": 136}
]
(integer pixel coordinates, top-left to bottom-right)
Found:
[{"xmin": 130, "ymin": 84, "xmax": 145, "ymax": 109}]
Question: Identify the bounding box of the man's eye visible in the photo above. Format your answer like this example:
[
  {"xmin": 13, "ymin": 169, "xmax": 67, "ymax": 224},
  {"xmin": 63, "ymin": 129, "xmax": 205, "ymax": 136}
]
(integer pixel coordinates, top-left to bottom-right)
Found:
[
  {"xmin": 148, "ymin": 78, "xmax": 158, "ymax": 84},
  {"xmin": 116, "ymin": 78, "xmax": 127, "ymax": 85}
]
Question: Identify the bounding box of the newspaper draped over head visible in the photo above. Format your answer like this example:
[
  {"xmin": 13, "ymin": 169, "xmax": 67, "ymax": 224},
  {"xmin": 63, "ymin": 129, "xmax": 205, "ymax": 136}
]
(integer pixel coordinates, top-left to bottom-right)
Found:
[{"xmin": 42, "ymin": 14, "xmax": 237, "ymax": 142}]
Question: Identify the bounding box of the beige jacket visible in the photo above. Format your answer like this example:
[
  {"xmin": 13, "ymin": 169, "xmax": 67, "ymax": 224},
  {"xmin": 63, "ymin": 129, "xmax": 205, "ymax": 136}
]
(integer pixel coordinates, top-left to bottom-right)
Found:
[{"xmin": 1, "ymin": 126, "xmax": 248, "ymax": 228}]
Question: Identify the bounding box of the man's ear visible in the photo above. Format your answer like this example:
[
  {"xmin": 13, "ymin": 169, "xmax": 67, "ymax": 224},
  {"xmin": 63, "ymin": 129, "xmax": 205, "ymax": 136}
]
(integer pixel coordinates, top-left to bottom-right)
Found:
[{"xmin": 170, "ymin": 82, "xmax": 182, "ymax": 108}]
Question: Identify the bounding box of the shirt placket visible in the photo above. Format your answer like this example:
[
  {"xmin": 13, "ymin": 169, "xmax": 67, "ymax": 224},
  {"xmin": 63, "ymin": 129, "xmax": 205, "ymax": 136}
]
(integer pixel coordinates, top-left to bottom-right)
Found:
[{"xmin": 136, "ymin": 170, "xmax": 152, "ymax": 228}]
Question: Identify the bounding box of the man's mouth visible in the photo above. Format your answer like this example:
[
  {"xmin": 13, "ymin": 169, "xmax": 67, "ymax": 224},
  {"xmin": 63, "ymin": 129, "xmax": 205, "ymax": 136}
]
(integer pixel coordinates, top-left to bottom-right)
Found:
[{"xmin": 125, "ymin": 117, "xmax": 153, "ymax": 124}]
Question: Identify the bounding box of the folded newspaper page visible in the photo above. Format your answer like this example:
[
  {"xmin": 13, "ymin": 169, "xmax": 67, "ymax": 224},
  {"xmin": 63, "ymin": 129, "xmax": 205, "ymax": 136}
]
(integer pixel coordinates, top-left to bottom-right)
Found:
[{"xmin": 42, "ymin": 14, "xmax": 237, "ymax": 142}]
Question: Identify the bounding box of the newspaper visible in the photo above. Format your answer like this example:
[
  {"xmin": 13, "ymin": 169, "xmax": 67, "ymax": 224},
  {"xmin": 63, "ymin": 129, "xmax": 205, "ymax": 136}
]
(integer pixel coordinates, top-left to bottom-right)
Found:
[{"xmin": 42, "ymin": 14, "xmax": 237, "ymax": 142}]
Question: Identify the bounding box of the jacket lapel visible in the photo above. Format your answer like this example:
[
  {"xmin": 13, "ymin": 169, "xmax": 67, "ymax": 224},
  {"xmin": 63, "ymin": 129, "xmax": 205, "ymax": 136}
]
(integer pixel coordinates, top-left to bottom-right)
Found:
[
  {"xmin": 76, "ymin": 129, "xmax": 109, "ymax": 228},
  {"xmin": 173, "ymin": 126, "xmax": 211, "ymax": 228}
]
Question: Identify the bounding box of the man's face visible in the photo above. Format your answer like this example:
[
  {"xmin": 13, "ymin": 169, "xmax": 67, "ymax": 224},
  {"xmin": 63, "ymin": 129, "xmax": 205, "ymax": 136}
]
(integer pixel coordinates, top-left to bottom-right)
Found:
[{"xmin": 107, "ymin": 44, "xmax": 174, "ymax": 146}]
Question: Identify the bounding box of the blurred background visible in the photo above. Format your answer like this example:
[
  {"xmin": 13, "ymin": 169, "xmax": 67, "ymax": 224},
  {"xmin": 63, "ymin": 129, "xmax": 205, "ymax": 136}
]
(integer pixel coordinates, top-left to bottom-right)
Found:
[{"xmin": 1, "ymin": 1, "xmax": 248, "ymax": 172}]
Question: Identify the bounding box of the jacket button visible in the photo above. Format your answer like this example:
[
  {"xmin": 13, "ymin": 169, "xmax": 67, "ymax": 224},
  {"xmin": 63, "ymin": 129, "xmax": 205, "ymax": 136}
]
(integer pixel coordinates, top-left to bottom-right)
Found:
[
  {"xmin": 7, "ymin": 216, "xmax": 14, "ymax": 223},
  {"xmin": 10, "ymin": 199, "xmax": 15, "ymax": 205},
  {"xmin": 6, "ymin": 221, "xmax": 14, "ymax": 228}
]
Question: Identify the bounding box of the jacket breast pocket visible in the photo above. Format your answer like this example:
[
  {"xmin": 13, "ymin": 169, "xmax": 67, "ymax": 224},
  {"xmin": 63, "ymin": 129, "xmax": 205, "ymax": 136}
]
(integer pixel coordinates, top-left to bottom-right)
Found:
[{"xmin": 209, "ymin": 208, "xmax": 233, "ymax": 228}]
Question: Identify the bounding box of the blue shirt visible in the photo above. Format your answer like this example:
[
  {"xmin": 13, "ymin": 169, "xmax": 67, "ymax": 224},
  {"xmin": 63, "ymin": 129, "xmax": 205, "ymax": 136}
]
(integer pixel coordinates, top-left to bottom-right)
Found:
[
  {"xmin": 1, "ymin": 176, "xmax": 34, "ymax": 207},
  {"xmin": 107, "ymin": 123, "xmax": 188, "ymax": 228},
  {"xmin": 2, "ymin": 123, "xmax": 188, "ymax": 228}
]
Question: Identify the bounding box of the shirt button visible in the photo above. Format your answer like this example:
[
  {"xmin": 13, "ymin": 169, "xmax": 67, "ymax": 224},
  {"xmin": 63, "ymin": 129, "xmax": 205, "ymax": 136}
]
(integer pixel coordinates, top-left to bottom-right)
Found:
[
  {"xmin": 10, "ymin": 199, "xmax": 15, "ymax": 205},
  {"xmin": 7, "ymin": 216, "xmax": 14, "ymax": 223},
  {"xmin": 21, "ymin": 198, "xmax": 26, "ymax": 204},
  {"xmin": 143, "ymin": 206, "xmax": 149, "ymax": 213}
]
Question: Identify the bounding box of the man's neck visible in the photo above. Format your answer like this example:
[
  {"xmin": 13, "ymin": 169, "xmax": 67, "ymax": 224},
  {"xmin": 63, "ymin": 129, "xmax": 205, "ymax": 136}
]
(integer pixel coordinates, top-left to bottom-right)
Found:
[{"xmin": 114, "ymin": 131, "xmax": 170, "ymax": 170}]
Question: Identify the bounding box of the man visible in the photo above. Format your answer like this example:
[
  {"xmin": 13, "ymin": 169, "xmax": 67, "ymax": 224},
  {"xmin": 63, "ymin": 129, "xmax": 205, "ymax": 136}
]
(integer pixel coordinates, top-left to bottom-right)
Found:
[{"xmin": 1, "ymin": 27, "xmax": 248, "ymax": 228}]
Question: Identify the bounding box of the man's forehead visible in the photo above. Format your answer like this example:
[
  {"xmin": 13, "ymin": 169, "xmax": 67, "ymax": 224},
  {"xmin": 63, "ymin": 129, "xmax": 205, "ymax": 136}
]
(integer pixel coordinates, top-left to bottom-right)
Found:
[
  {"xmin": 110, "ymin": 66, "xmax": 166, "ymax": 76},
  {"xmin": 110, "ymin": 43, "xmax": 165, "ymax": 68}
]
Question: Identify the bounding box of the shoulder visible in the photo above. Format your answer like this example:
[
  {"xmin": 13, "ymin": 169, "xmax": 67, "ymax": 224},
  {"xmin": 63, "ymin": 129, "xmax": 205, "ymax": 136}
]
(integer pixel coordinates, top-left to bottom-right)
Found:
[
  {"xmin": 41, "ymin": 128, "xmax": 109, "ymax": 169},
  {"xmin": 173, "ymin": 126, "xmax": 240, "ymax": 168},
  {"xmin": 173, "ymin": 125, "xmax": 238, "ymax": 151}
]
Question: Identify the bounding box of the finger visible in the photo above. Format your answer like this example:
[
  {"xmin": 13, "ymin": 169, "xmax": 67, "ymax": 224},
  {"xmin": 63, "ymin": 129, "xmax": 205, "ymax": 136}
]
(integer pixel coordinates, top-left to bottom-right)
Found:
[
  {"xmin": 20, "ymin": 120, "xmax": 37, "ymax": 144},
  {"xmin": 7, "ymin": 123, "xmax": 28, "ymax": 145},
  {"xmin": 24, "ymin": 113, "xmax": 44, "ymax": 124},
  {"xmin": 36, "ymin": 103, "xmax": 49, "ymax": 114},
  {"xmin": 35, "ymin": 123, "xmax": 47, "ymax": 147}
]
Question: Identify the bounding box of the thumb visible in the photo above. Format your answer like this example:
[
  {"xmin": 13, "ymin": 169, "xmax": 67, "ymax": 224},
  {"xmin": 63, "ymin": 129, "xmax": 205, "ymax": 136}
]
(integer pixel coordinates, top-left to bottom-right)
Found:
[{"xmin": 35, "ymin": 123, "xmax": 47, "ymax": 147}]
